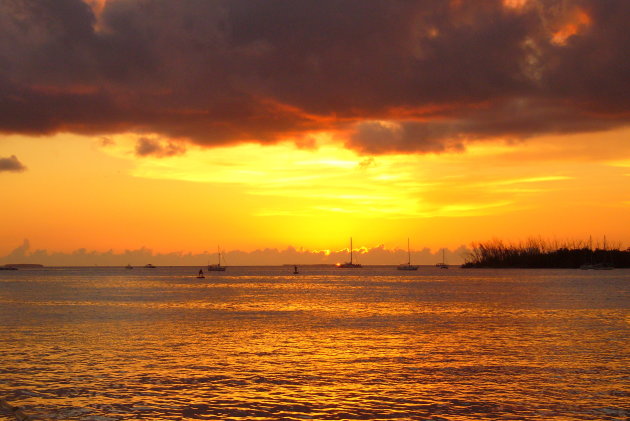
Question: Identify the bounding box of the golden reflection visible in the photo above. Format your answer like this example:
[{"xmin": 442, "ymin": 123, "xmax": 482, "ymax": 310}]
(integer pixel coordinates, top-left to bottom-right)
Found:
[{"xmin": 2, "ymin": 268, "xmax": 628, "ymax": 420}]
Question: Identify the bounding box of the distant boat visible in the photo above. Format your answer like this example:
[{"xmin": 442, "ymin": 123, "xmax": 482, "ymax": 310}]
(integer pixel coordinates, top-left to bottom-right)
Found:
[
  {"xmin": 337, "ymin": 237, "xmax": 362, "ymax": 268},
  {"xmin": 581, "ymin": 236, "xmax": 614, "ymax": 270},
  {"xmin": 125, "ymin": 264, "xmax": 133, "ymax": 269},
  {"xmin": 581, "ymin": 262, "xmax": 614, "ymax": 270},
  {"xmin": 144, "ymin": 264, "xmax": 156, "ymax": 268},
  {"xmin": 435, "ymin": 249, "xmax": 448, "ymax": 269},
  {"xmin": 581, "ymin": 236, "xmax": 596, "ymax": 269},
  {"xmin": 293, "ymin": 265, "xmax": 299, "ymax": 274},
  {"xmin": 207, "ymin": 247, "xmax": 227, "ymax": 271},
  {"xmin": 592, "ymin": 263, "xmax": 614, "ymax": 270},
  {"xmin": 398, "ymin": 238, "xmax": 419, "ymax": 271},
  {"xmin": 196, "ymin": 269, "xmax": 205, "ymax": 278}
]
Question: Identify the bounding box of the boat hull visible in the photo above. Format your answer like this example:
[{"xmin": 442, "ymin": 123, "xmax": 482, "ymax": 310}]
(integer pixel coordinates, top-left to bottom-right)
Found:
[{"xmin": 337, "ymin": 263, "xmax": 362, "ymax": 268}]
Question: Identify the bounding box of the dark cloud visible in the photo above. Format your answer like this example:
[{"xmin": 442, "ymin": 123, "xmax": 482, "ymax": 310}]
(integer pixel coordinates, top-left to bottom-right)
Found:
[
  {"xmin": 135, "ymin": 137, "xmax": 185, "ymax": 157},
  {"xmin": 0, "ymin": 0, "xmax": 628, "ymax": 154},
  {"xmin": 0, "ymin": 155, "xmax": 27, "ymax": 172}
]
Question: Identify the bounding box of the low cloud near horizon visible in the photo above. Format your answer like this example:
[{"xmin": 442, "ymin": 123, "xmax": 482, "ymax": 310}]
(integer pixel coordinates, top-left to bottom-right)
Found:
[
  {"xmin": 1, "ymin": 239, "xmax": 468, "ymax": 266},
  {"xmin": 1, "ymin": 0, "xmax": 629, "ymax": 154},
  {"xmin": 0, "ymin": 155, "xmax": 27, "ymax": 172}
]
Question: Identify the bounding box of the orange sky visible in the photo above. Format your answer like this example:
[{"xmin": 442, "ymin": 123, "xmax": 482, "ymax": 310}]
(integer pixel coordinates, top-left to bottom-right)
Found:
[{"xmin": 1, "ymin": 128, "xmax": 628, "ymax": 263}]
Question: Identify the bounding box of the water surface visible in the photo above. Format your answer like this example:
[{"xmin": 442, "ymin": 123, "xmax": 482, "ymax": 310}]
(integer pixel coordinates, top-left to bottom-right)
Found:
[{"xmin": 1, "ymin": 266, "xmax": 628, "ymax": 420}]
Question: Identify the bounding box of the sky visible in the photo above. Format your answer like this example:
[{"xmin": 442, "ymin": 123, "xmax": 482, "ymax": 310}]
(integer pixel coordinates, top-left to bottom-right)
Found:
[{"xmin": 1, "ymin": 0, "xmax": 629, "ymax": 265}]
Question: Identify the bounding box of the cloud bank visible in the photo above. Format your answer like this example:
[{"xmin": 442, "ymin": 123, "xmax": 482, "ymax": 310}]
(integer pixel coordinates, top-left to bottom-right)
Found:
[
  {"xmin": 1, "ymin": 240, "xmax": 468, "ymax": 266},
  {"xmin": 0, "ymin": 0, "xmax": 628, "ymax": 154}
]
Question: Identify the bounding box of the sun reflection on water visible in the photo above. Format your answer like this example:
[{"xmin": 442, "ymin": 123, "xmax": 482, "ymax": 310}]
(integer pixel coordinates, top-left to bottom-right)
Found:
[{"xmin": 0, "ymin": 267, "xmax": 628, "ymax": 420}]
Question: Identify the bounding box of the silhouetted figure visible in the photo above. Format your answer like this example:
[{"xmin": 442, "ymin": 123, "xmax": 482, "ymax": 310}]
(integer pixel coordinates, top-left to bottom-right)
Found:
[
  {"xmin": 293, "ymin": 265, "xmax": 299, "ymax": 274},
  {"xmin": 197, "ymin": 269, "xmax": 204, "ymax": 278}
]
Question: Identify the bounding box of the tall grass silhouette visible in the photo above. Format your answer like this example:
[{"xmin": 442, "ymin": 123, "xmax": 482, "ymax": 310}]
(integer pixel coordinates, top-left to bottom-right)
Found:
[{"xmin": 462, "ymin": 237, "xmax": 629, "ymax": 268}]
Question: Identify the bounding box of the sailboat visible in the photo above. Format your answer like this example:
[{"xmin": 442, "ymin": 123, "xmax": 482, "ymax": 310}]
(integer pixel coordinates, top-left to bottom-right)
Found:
[
  {"xmin": 397, "ymin": 238, "xmax": 419, "ymax": 270},
  {"xmin": 435, "ymin": 249, "xmax": 448, "ymax": 269},
  {"xmin": 593, "ymin": 235, "xmax": 614, "ymax": 270},
  {"xmin": 581, "ymin": 235, "xmax": 614, "ymax": 270},
  {"xmin": 337, "ymin": 237, "xmax": 362, "ymax": 268},
  {"xmin": 207, "ymin": 246, "xmax": 227, "ymax": 271}
]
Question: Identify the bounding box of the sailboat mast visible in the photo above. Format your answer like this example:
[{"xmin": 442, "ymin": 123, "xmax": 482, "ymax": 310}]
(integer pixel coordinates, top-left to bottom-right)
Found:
[
  {"xmin": 407, "ymin": 238, "xmax": 411, "ymax": 265},
  {"xmin": 350, "ymin": 237, "xmax": 353, "ymax": 264}
]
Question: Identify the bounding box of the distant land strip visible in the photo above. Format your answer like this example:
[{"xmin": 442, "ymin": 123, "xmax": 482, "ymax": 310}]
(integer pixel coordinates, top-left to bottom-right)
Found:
[{"xmin": 2, "ymin": 264, "xmax": 44, "ymax": 269}]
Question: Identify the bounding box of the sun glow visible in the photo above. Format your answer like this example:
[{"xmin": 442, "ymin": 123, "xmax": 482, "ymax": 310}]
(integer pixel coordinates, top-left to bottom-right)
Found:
[{"xmin": 1, "ymin": 127, "xmax": 629, "ymax": 257}]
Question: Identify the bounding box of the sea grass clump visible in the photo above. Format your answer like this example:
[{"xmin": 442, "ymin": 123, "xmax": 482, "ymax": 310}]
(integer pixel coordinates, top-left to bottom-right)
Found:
[{"xmin": 462, "ymin": 238, "xmax": 630, "ymax": 268}]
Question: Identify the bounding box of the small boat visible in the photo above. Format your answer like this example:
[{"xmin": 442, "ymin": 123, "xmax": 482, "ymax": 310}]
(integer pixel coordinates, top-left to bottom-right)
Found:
[
  {"xmin": 293, "ymin": 265, "xmax": 299, "ymax": 274},
  {"xmin": 581, "ymin": 236, "xmax": 614, "ymax": 270},
  {"xmin": 592, "ymin": 263, "xmax": 614, "ymax": 270},
  {"xmin": 125, "ymin": 264, "xmax": 133, "ymax": 269},
  {"xmin": 398, "ymin": 238, "xmax": 419, "ymax": 271},
  {"xmin": 207, "ymin": 247, "xmax": 227, "ymax": 271},
  {"xmin": 435, "ymin": 249, "xmax": 448, "ymax": 269},
  {"xmin": 144, "ymin": 264, "xmax": 156, "ymax": 268},
  {"xmin": 337, "ymin": 237, "xmax": 362, "ymax": 268},
  {"xmin": 196, "ymin": 269, "xmax": 205, "ymax": 278}
]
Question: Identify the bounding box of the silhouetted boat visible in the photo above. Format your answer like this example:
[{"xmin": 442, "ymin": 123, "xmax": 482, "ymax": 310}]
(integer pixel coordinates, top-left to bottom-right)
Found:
[
  {"xmin": 197, "ymin": 269, "xmax": 205, "ymax": 278},
  {"xmin": 125, "ymin": 264, "xmax": 133, "ymax": 269},
  {"xmin": 337, "ymin": 238, "xmax": 362, "ymax": 268},
  {"xmin": 293, "ymin": 265, "xmax": 299, "ymax": 274},
  {"xmin": 144, "ymin": 264, "xmax": 156, "ymax": 268},
  {"xmin": 435, "ymin": 249, "xmax": 448, "ymax": 269},
  {"xmin": 208, "ymin": 247, "xmax": 227, "ymax": 271},
  {"xmin": 582, "ymin": 262, "xmax": 614, "ymax": 270},
  {"xmin": 398, "ymin": 238, "xmax": 419, "ymax": 271},
  {"xmin": 581, "ymin": 236, "xmax": 614, "ymax": 270},
  {"xmin": 592, "ymin": 263, "xmax": 614, "ymax": 270}
]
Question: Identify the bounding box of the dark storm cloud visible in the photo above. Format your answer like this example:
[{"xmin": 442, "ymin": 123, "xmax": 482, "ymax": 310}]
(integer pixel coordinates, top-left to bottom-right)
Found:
[
  {"xmin": 0, "ymin": 0, "xmax": 628, "ymax": 154},
  {"xmin": 0, "ymin": 155, "xmax": 27, "ymax": 172}
]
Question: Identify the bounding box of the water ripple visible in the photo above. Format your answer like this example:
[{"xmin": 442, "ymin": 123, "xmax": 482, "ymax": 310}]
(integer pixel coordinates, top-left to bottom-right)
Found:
[{"xmin": 0, "ymin": 267, "xmax": 628, "ymax": 420}]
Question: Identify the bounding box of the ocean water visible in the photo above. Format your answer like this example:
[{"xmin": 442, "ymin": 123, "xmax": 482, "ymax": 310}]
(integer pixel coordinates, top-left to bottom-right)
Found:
[{"xmin": 0, "ymin": 266, "xmax": 628, "ymax": 420}]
